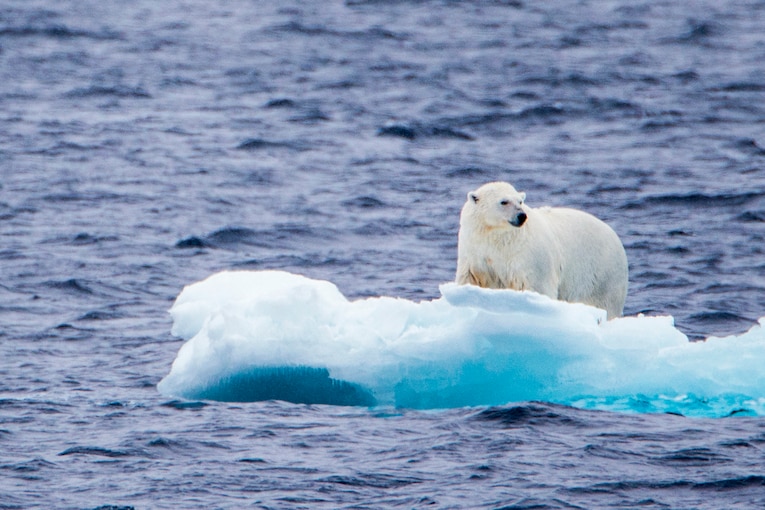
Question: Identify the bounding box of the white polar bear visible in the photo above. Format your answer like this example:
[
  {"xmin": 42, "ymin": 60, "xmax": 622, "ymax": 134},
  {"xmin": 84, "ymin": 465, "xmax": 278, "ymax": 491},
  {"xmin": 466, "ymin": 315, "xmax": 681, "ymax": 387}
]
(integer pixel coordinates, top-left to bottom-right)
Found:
[{"xmin": 456, "ymin": 181, "xmax": 628, "ymax": 319}]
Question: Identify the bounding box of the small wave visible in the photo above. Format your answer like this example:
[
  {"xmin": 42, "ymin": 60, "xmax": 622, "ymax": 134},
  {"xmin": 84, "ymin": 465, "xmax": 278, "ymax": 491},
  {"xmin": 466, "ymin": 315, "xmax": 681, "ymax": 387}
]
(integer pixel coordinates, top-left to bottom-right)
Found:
[
  {"xmin": 175, "ymin": 236, "xmax": 207, "ymax": 249},
  {"xmin": 264, "ymin": 98, "xmax": 296, "ymax": 108},
  {"xmin": 662, "ymin": 18, "xmax": 725, "ymax": 46},
  {"xmin": 238, "ymin": 457, "xmax": 267, "ymax": 464},
  {"xmin": 577, "ymin": 479, "xmax": 694, "ymax": 493},
  {"xmin": 353, "ymin": 217, "xmax": 430, "ymax": 237},
  {"xmin": 710, "ymin": 82, "xmax": 765, "ymax": 93},
  {"xmin": 377, "ymin": 122, "xmax": 474, "ymax": 141},
  {"xmin": 516, "ymin": 70, "xmax": 594, "ymax": 87},
  {"xmin": 40, "ymin": 190, "xmax": 126, "ymax": 204},
  {"xmin": 622, "ymin": 191, "xmax": 763, "ymax": 209},
  {"xmin": 640, "ymin": 118, "xmax": 682, "ymax": 131},
  {"xmin": 516, "ymin": 104, "xmax": 568, "ymax": 120},
  {"xmin": 737, "ymin": 211, "xmax": 765, "ymax": 223},
  {"xmin": 70, "ymin": 232, "xmax": 118, "ymax": 246},
  {"xmin": 78, "ymin": 309, "xmax": 125, "ymax": 321},
  {"xmin": 159, "ymin": 76, "xmax": 199, "ymax": 88},
  {"xmin": 446, "ymin": 166, "xmax": 490, "ymax": 178},
  {"xmin": 63, "ymin": 85, "xmax": 151, "ymax": 99},
  {"xmin": 319, "ymin": 473, "xmax": 423, "ymax": 489},
  {"xmin": 161, "ymin": 400, "xmax": 208, "ymax": 410},
  {"xmin": 1, "ymin": 458, "xmax": 58, "ymax": 474},
  {"xmin": 587, "ymin": 97, "xmax": 643, "ymax": 118},
  {"xmin": 0, "ymin": 398, "xmax": 72, "ymax": 413},
  {"xmin": 26, "ymin": 141, "xmax": 101, "ymax": 156},
  {"xmin": 0, "ymin": 202, "xmax": 16, "ymax": 221},
  {"xmin": 672, "ymin": 70, "xmax": 701, "ymax": 83},
  {"xmin": 341, "ymin": 195, "xmax": 387, "ymax": 209},
  {"xmin": 655, "ymin": 447, "xmax": 731, "ymax": 467},
  {"xmin": 271, "ymin": 21, "xmax": 406, "ymax": 41},
  {"xmin": 0, "ymin": 24, "xmax": 121, "ymax": 40},
  {"xmin": 58, "ymin": 446, "xmax": 144, "ymax": 458},
  {"xmin": 147, "ymin": 436, "xmax": 188, "ymax": 447},
  {"xmin": 583, "ymin": 443, "xmax": 645, "ymax": 461},
  {"xmin": 444, "ymin": 100, "xmax": 633, "ymax": 132},
  {"xmin": 236, "ymin": 138, "xmax": 311, "ymax": 151},
  {"xmin": 234, "ymin": 255, "xmax": 353, "ymax": 273},
  {"xmin": 687, "ymin": 311, "xmax": 755, "ymax": 331},
  {"xmin": 176, "ymin": 225, "xmax": 339, "ymax": 251},
  {"xmin": 288, "ymin": 107, "xmax": 332, "ymax": 124},
  {"xmin": 191, "ymin": 226, "xmax": 260, "ymax": 249},
  {"xmin": 694, "ymin": 475, "xmax": 765, "ymax": 490},
  {"xmin": 262, "ymin": 97, "xmax": 336, "ymax": 122},
  {"xmin": 730, "ymin": 138, "xmax": 765, "ymax": 156},
  {"xmin": 474, "ymin": 403, "xmax": 583, "ymax": 429},
  {"xmin": 45, "ymin": 278, "xmax": 94, "ymax": 295}
]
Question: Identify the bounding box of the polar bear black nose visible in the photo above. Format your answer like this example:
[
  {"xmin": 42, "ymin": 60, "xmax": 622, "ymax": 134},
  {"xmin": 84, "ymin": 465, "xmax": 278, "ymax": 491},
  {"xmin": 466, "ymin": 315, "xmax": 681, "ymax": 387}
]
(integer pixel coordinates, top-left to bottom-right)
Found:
[{"xmin": 513, "ymin": 212, "xmax": 528, "ymax": 227}]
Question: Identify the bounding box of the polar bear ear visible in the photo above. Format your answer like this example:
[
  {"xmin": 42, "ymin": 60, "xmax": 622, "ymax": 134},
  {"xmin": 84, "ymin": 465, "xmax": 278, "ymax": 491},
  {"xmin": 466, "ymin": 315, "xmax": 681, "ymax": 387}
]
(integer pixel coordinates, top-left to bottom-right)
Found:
[
  {"xmin": 519, "ymin": 192, "xmax": 526, "ymax": 204},
  {"xmin": 468, "ymin": 192, "xmax": 479, "ymax": 203}
]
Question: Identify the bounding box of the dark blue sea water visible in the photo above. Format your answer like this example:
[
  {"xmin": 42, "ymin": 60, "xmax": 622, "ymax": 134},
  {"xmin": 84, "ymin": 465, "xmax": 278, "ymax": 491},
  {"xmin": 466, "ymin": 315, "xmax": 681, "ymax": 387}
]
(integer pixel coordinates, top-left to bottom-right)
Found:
[{"xmin": 2, "ymin": 0, "xmax": 765, "ymax": 508}]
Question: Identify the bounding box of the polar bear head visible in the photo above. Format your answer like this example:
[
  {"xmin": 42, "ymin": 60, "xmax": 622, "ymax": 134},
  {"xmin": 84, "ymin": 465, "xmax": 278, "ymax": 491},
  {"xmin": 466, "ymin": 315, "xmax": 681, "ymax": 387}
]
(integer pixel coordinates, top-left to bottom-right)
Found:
[{"xmin": 464, "ymin": 181, "xmax": 528, "ymax": 228}]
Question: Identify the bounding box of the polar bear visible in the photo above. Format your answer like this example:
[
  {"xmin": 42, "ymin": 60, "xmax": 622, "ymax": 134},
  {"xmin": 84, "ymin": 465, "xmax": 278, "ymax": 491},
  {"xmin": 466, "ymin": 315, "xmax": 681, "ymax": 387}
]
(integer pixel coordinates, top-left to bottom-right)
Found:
[{"xmin": 456, "ymin": 181, "xmax": 628, "ymax": 319}]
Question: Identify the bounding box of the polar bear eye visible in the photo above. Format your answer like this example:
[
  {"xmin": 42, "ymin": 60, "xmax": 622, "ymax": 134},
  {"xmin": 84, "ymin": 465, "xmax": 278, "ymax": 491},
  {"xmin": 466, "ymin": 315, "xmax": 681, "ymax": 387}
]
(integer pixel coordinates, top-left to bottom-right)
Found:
[{"xmin": 500, "ymin": 199, "xmax": 510, "ymax": 206}]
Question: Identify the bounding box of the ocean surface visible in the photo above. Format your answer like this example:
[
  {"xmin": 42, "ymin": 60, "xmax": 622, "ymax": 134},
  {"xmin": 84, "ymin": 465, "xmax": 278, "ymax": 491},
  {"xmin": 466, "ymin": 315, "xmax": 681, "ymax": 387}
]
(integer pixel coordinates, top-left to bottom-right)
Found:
[{"xmin": 2, "ymin": 0, "xmax": 765, "ymax": 508}]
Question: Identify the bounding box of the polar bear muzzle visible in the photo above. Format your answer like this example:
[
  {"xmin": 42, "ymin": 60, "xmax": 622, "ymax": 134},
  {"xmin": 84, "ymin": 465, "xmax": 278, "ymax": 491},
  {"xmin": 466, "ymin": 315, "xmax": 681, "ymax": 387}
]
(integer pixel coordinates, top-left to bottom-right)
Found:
[{"xmin": 510, "ymin": 211, "xmax": 527, "ymax": 227}]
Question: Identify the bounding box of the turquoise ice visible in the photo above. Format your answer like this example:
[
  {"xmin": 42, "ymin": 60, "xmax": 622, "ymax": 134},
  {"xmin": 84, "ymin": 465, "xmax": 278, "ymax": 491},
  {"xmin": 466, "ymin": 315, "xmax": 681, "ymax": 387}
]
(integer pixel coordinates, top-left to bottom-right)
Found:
[{"xmin": 158, "ymin": 271, "xmax": 765, "ymax": 417}]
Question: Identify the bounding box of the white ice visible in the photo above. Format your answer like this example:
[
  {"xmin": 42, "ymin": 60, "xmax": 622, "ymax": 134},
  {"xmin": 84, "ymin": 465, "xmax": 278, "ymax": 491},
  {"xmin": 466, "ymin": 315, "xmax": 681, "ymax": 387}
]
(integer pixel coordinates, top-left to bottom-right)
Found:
[{"xmin": 157, "ymin": 270, "xmax": 765, "ymax": 417}]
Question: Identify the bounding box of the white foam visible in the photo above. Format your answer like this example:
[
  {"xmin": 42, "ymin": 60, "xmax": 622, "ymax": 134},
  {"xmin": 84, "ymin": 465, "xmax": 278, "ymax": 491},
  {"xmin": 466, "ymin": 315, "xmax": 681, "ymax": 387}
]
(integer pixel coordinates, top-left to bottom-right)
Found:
[{"xmin": 158, "ymin": 270, "xmax": 765, "ymax": 416}]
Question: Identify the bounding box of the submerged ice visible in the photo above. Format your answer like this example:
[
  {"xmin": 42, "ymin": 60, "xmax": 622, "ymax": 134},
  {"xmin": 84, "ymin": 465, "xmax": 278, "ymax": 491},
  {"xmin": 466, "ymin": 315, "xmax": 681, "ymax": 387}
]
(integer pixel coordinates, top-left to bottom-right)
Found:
[{"xmin": 158, "ymin": 271, "xmax": 765, "ymax": 417}]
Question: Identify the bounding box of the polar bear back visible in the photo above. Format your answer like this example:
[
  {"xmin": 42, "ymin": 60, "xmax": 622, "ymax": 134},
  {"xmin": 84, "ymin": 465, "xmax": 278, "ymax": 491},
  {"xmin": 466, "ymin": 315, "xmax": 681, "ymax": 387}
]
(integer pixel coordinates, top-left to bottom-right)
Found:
[{"xmin": 535, "ymin": 207, "xmax": 628, "ymax": 318}]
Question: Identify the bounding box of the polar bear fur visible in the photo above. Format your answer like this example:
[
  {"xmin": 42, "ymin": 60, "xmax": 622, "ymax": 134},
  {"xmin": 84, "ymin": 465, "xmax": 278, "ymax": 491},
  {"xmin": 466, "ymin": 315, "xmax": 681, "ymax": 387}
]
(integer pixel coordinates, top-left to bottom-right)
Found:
[{"xmin": 456, "ymin": 181, "xmax": 628, "ymax": 319}]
